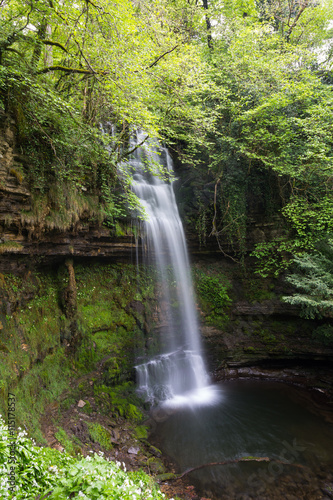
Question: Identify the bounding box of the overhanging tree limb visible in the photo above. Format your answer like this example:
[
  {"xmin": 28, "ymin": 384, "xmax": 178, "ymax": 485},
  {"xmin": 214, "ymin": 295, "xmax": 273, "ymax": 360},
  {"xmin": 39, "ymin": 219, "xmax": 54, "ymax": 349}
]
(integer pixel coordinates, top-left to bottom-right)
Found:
[
  {"xmin": 42, "ymin": 40, "xmax": 68, "ymax": 53},
  {"xmin": 38, "ymin": 65, "xmax": 106, "ymax": 75},
  {"xmin": 286, "ymin": 0, "xmax": 310, "ymax": 41}
]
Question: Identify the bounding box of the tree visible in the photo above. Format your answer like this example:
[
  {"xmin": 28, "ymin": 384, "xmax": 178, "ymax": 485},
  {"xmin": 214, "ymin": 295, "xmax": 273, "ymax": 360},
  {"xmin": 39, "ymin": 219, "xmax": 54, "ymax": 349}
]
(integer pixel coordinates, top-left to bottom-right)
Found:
[
  {"xmin": 282, "ymin": 239, "xmax": 333, "ymax": 344},
  {"xmin": 283, "ymin": 239, "xmax": 333, "ymax": 319}
]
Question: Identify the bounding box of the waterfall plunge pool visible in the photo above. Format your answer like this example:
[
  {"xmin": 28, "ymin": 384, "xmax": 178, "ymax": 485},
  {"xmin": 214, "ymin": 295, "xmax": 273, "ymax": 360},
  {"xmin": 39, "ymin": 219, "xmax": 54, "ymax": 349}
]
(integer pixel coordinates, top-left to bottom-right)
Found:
[{"xmin": 150, "ymin": 380, "xmax": 333, "ymax": 500}]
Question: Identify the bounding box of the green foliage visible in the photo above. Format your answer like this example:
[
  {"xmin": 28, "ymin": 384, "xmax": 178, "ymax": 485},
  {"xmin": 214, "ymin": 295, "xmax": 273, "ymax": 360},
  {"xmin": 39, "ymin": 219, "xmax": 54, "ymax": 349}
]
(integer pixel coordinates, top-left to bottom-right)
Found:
[
  {"xmin": 283, "ymin": 239, "xmax": 333, "ymax": 319},
  {"xmin": 94, "ymin": 383, "xmax": 143, "ymax": 422},
  {"xmin": 87, "ymin": 424, "xmax": 113, "ymax": 451},
  {"xmin": 312, "ymin": 324, "xmax": 333, "ymax": 346},
  {"xmin": 195, "ymin": 270, "xmax": 231, "ymax": 310},
  {"xmin": 167, "ymin": 1, "xmax": 333, "ymax": 262},
  {"xmin": 251, "ymin": 239, "xmax": 295, "ymax": 277},
  {"xmin": 55, "ymin": 427, "xmax": 77, "ymax": 455},
  {"xmin": 0, "ymin": 416, "xmax": 165, "ymax": 500},
  {"xmin": 0, "ymin": 0, "xmax": 211, "ymax": 232},
  {"xmin": 194, "ymin": 269, "xmax": 231, "ymax": 327}
]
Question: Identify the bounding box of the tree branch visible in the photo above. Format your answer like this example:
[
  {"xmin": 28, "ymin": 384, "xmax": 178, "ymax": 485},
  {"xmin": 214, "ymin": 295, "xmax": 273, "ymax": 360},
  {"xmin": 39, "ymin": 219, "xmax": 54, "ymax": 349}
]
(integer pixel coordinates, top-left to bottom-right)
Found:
[
  {"xmin": 38, "ymin": 65, "xmax": 105, "ymax": 75},
  {"xmin": 42, "ymin": 40, "xmax": 68, "ymax": 53},
  {"xmin": 148, "ymin": 45, "xmax": 179, "ymax": 68},
  {"xmin": 166, "ymin": 456, "xmax": 308, "ymax": 481},
  {"xmin": 122, "ymin": 135, "xmax": 149, "ymax": 158},
  {"xmin": 4, "ymin": 47, "xmax": 24, "ymax": 58},
  {"xmin": 286, "ymin": 1, "xmax": 310, "ymax": 42}
]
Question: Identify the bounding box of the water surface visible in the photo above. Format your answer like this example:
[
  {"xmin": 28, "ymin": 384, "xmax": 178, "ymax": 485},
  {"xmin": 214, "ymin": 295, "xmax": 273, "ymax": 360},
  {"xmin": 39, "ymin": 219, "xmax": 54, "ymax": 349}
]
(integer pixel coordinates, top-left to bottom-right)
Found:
[{"xmin": 152, "ymin": 381, "xmax": 333, "ymax": 499}]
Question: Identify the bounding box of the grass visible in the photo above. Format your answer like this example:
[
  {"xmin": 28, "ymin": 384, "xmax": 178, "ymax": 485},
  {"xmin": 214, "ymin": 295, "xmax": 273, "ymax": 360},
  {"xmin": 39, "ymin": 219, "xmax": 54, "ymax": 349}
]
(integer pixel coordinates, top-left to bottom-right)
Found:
[
  {"xmin": 88, "ymin": 423, "xmax": 113, "ymax": 451},
  {"xmin": 0, "ymin": 242, "xmax": 23, "ymax": 254}
]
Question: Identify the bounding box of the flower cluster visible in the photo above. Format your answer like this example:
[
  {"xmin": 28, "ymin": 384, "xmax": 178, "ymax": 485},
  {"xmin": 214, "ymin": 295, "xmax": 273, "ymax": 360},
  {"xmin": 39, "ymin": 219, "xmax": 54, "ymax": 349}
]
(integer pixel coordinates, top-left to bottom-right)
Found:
[{"xmin": 0, "ymin": 416, "xmax": 168, "ymax": 499}]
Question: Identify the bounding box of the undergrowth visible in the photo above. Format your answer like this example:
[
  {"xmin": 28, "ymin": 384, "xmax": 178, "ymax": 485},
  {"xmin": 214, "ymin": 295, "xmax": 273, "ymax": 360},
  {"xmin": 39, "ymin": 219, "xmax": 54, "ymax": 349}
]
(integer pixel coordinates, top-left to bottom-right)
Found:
[
  {"xmin": 194, "ymin": 268, "xmax": 231, "ymax": 328},
  {"xmin": 0, "ymin": 416, "xmax": 168, "ymax": 500}
]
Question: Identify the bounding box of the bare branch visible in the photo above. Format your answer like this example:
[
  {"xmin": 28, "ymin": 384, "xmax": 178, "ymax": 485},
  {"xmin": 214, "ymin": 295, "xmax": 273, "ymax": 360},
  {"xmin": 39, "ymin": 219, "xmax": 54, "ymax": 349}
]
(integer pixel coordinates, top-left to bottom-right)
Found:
[
  {"xmin": 148, "ymin": 44, "xmax": 179, "ymax": 68},
  {"xmin": 166, "ymin": 456, "xmax": 308, "ymax": 481}
]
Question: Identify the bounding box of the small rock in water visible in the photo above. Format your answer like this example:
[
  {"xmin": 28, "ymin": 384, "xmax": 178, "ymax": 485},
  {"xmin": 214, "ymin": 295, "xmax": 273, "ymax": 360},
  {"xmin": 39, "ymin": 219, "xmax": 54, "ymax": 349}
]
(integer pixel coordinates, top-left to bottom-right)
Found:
[
  {"xmin": 128, "ymin": 446, "xmax": 140, "ymax": 455},
  {"xmin": 77, "ymin": 400, "xmax": 86, "ymax": 408}
]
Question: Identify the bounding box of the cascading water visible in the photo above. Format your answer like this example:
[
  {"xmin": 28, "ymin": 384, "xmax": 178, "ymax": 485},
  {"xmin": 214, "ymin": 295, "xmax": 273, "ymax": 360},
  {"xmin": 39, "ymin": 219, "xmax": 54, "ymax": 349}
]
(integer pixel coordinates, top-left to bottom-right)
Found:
[{"xmin": 129, "ymin": 131, "xmax": 217, "ymax": 407}]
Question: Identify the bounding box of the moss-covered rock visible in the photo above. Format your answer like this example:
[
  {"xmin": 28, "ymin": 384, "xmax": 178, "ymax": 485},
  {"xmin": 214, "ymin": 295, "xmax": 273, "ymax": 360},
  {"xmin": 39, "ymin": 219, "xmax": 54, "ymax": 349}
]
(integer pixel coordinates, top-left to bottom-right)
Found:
[
  {"xmin": 134, "ymin": 425, "xmax": 148, "ymax": 440},
  {"xmin": 88, "ymin": 423, "xmax": 113, "ymax": 450},
  {"xmin": 147, "ymin": 457, "xmax": 166, "ymax": 474}
]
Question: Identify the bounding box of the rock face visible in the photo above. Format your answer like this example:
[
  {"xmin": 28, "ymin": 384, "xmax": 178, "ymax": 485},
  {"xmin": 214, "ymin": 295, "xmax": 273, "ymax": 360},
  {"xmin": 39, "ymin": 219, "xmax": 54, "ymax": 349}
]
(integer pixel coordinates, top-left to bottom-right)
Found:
[
  {"xmin": 0, "ymin": 116, "xmax": 31, "ymax": 233},
  {"xmin": 0, "ymin": 114, "xmax": 137, "ymax": 272},
  {"xmin": 196, "ymin": 258, "xmax": 333, "ymax": 401}
]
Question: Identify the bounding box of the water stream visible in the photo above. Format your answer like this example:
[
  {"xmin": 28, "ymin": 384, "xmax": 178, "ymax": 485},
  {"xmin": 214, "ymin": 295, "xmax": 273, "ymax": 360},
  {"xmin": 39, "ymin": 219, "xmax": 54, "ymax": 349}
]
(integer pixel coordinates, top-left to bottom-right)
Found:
[{"xmin": 129, "ymin": 131, "xmax": 217, "ymax": 406}]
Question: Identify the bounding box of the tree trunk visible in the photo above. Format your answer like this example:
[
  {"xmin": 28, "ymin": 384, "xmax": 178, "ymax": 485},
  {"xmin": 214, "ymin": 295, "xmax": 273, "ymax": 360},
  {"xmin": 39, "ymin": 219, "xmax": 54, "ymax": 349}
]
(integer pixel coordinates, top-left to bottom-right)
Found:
[{"xmin": 202, "ymin": 0, "xmax": 213, "ymax": 49}]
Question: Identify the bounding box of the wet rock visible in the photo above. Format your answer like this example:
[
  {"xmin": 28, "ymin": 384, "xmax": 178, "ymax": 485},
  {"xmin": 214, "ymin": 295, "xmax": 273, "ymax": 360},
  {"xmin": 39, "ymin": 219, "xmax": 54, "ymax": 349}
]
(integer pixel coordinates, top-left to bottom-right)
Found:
[
  {"xmin": 322, "ymin": 484, "xmax": 333, "ymax": 499},
  {"xmin": 149, "ymin": 445, "xmax": 162, "ymax": 458},
  {"xmin": 156, "ymin": 472, "xmax": 177, "ymax": 481},
  {"xmin": 147, "ymin": 457, "xmax": 166, "ymax": 474},
  {"xmin": 111, "ymin": 428, "xmax": 120, "ymax": 443},
  {"xmin": 128, "ymin": 446, "xmax": 140, "ymax": 455}
]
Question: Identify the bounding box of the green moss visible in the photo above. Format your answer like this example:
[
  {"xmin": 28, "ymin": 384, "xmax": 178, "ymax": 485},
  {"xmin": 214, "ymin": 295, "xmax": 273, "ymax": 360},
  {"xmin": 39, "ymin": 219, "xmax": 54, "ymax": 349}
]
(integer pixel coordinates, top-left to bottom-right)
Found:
[
  {"xmin": 134, "ymin": 425, "xmax": 148, "ymax": 440},
  {"xmin": 255, "ymin": 328, "xmax": 277, "ymax": 344},
  {"xmin": 194, "ymin": 268, "xmax": 232, "ymax": 328},
  {"xmin": 88, "ymin": 423, "xmax": 113, "ymax": 450},
  {"xmin": 55, "ymin": 427, "xmax": 77, "ymax": 455},
  {"xmin": 244, "ymin": 346, "xmax": 256, "ymax": 352},
  {"xmin": 147, "ymin": 457, "xmax": 166, "ymax": 474},
  {"xmin": 0, "ymin": 262, "xmax": 155, "ymax": 442},
  {"xmin": 94, "ymin": 383, "xmax": 143, "ymax": 421},
  {"xmin": 243, "ymin": 278, "xmax": 276, "ymax": 303},
  {"xmin": 127, "ymin": 403, "xmax": 143, "ymax": 421}
]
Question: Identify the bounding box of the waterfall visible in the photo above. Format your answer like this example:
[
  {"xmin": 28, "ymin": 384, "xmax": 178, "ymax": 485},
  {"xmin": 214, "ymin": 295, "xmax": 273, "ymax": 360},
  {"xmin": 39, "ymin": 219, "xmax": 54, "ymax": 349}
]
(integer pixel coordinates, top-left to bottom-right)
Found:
[{"xmin": 130, "ymin": 131, "xmax": 217, "ymax": 407}]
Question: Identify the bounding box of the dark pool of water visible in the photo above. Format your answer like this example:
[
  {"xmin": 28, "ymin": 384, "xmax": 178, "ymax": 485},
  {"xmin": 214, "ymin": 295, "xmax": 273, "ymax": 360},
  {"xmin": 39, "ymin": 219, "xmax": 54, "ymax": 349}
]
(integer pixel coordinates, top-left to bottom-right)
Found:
[{"xmin": 152, "ymin": 381, "xmax": 333, "ymax": 499}]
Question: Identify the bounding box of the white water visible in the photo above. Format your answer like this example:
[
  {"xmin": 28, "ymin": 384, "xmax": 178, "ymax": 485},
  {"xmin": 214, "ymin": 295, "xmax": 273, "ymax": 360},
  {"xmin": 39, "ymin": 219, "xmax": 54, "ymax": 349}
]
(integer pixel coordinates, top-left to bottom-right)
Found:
[{"xmin": 131, "ymin": 131, "xmax": 218, "ymax": 407}]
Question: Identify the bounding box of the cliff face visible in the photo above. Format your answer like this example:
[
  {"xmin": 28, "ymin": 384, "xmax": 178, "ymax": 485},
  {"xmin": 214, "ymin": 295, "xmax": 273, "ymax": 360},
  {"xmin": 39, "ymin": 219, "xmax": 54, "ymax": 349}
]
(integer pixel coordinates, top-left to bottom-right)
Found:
[
  {"xmin": 0, "ymin": 116, "xmax": 31, "ymax": 236},
  {"xmin": 0, "ymin": 115, "xmax": 136, "ymax": 272}
]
